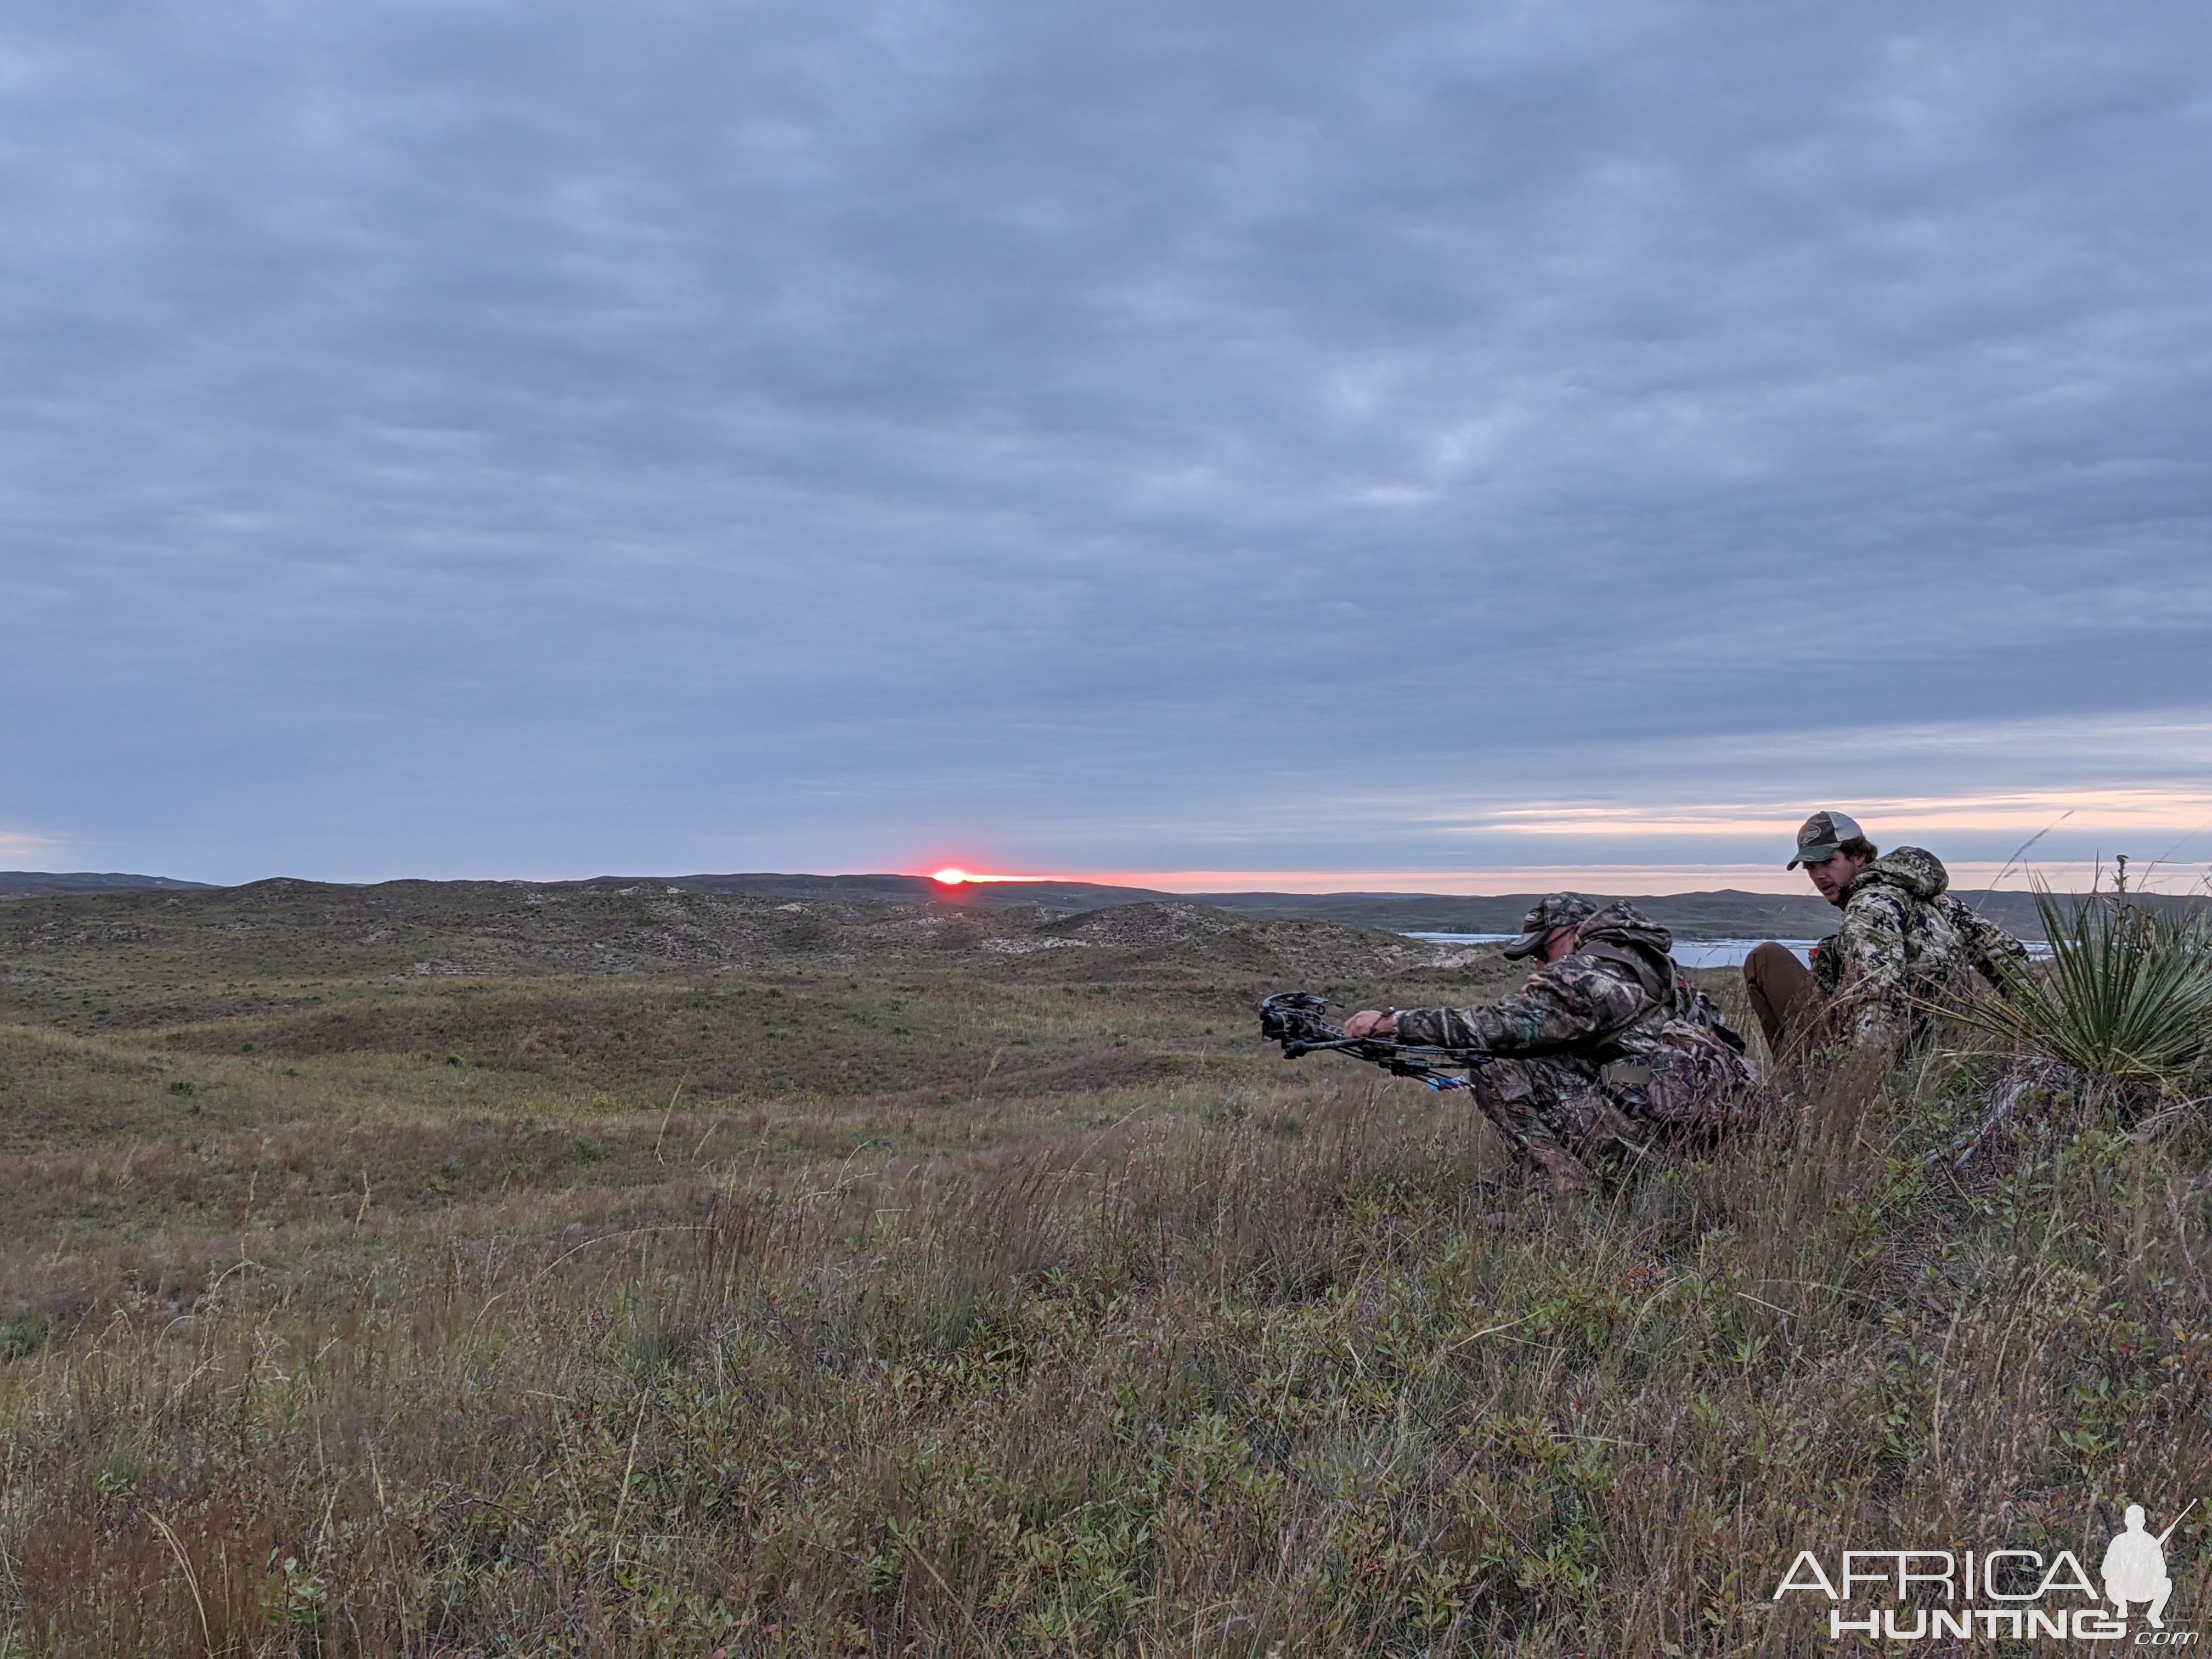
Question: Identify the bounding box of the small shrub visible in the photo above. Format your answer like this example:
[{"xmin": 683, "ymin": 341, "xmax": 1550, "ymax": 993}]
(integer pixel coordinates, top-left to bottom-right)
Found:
[
  {"xmin": 1, "ymin": 1311, "xmax": 55, "ymax": 1362},
  {"xmin": 1957, "ymin": 884, "xmax": 2212, "ymax": 1096}
]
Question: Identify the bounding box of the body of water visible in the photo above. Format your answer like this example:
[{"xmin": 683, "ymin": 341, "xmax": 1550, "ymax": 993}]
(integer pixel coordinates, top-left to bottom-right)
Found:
[
  {"xmin": 1407, "ymin": 933, "xmax": 2052, "ymax": 968},
  {"xmin": 1407, "ymin": 933, "xmax": 1813, "ymax": 968}
]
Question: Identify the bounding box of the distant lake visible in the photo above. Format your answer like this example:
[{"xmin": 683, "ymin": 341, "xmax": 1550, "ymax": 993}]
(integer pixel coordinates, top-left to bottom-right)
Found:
[
  {"xmin": 1407, "ymin": 933, "xmax": 2051, "ymax": 968},
  {"xmin": 1407, "ymin": 933, "xmax": 1812, "ymax": 969}
]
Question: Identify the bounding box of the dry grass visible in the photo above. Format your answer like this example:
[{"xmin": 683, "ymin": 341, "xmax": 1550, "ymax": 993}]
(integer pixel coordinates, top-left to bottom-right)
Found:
[
  {"xmin": 2, "ymin": 887, "xmax": 2209, "ymax": 1652},
  {"xmin": 5, "ymin": 1058, "xmax": 2210, "ymax": 1653}
]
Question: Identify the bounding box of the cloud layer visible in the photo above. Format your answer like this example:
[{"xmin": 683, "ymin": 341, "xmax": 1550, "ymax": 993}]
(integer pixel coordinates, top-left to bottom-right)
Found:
[{"xmin": 4, "ymin": 1, "xmax": 2209, "ymax": 887}]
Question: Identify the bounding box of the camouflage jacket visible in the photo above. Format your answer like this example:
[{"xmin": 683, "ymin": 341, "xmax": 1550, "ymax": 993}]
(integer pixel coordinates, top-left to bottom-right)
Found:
[
  {"xmin": 1811, "ymin": 847, "xmax": 2030, "ymax": 1049},
  {"xmin": 1394, "ymin": 904, "xmax": 1754, "ymax": 1125}
]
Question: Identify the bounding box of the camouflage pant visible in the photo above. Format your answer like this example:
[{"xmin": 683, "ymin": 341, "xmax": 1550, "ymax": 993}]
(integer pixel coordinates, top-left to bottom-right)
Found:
[
  {"xmin": 1469, "ymin": 1058, "xmax": 1653, "ymax": 1192},
  {"xmin": 1470, "ymin": 1035, "xmax": 1754, "ymax": 1193}
]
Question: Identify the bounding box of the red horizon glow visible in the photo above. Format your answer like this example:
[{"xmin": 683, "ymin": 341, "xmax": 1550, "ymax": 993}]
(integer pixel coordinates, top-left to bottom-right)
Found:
[{"xmin": 902, "ymin": 862, "xmax": 2128, "ymax": 896}]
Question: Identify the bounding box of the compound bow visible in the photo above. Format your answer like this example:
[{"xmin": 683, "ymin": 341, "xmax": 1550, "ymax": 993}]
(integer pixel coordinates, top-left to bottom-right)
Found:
[{"xmin": 1257, "ymin": 992, "xmax": 1487, "ymax": 1091}]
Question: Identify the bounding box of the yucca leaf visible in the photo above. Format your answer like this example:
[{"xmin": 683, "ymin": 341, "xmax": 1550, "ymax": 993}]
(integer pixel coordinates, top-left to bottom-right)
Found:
[{"xmin": 1951, "ymin": 882, "xmax": 2212, "ymax": 1089}]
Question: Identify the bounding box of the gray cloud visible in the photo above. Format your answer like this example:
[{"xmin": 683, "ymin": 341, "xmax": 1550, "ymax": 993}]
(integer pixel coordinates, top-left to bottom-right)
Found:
[{"xmin": 3, "ymin": 0, "xmax": 2210, "ymax": 882}]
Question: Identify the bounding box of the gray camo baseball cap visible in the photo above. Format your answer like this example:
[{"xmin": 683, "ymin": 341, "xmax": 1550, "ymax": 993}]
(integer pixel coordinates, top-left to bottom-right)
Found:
[
  {"xmin": 1502, "ymin": 892, "xmax": 1598, "ymax": 959},
  {"xmin": 1787, "ymin": 810, "xmax": 1865, "ymax": 870}
]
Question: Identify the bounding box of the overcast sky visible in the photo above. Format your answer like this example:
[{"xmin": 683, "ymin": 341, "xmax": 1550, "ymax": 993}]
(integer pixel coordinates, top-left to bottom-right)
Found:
[{"xmin": 5, "ymin": 1, "xmax": 2210, "ymax": 893}]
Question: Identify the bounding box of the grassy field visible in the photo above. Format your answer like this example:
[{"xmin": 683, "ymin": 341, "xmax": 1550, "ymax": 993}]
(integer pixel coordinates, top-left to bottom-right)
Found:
[{"xmin": 1, "ymin": 881, "xmax": 2207, "ymax": 1653}]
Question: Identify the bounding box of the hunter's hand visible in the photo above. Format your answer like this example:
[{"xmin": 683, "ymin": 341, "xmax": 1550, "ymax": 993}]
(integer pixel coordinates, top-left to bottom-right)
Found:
[{"xmin": 1342, "ymin": 1010, "xmax": 1395, "ymax": 1039}]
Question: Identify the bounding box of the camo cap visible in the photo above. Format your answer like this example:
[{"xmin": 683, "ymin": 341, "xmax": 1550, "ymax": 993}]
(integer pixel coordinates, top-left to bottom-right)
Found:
[
  {"xmin": 1787, "ymin": 809, "xmax": 1865, "ymax": 870},
  {"xmin": 1502, "ymin": 892, "xmax": 1598, "ymax": 959}
]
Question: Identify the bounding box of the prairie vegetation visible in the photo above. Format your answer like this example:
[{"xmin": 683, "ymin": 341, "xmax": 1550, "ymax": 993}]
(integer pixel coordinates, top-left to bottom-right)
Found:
[{"xmin": 1, "ymin": 881, "xmax": 2209, "ymax": 1653}]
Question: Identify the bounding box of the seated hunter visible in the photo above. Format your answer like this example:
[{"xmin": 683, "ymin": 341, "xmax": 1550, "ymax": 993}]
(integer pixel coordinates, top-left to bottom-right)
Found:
[
  {"xmin": 1343, "ymin": 893, "xmax": 1754, "ymax": 1195},
  {"xmin": 1743, "ymin": 810, "xmax": 2029, "ymax": 1065}
]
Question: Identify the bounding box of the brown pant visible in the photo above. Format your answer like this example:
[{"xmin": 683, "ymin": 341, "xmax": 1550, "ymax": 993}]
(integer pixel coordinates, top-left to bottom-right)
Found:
[{"xmin": 1743, "ymin": 941, "xmax": 1832, "ymax": 1064}]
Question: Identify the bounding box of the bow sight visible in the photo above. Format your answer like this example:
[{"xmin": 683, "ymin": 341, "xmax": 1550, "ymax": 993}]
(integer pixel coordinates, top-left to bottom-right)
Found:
[
  {"xmin": 1257, "ymin": 991, "xmax": 1483, "ymax": 1091},
  {"xmin": 1256, "ymin": 991, "xmax": 1341, "ymax": 1055}
]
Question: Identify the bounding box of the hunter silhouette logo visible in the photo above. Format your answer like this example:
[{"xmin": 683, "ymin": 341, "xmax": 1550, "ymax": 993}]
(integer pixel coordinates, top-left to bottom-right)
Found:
[
  {"xmin": 1775, "ymin": 1497, "xmax": 2198, "ymax": 1643},
  {"xmin": 2104, "ymin": 1502, "xmax": 2191, "ymax": 1629}
]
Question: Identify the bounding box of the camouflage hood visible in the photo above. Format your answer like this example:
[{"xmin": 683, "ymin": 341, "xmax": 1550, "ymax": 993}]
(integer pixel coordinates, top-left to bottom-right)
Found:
[
  {"xmin": 1573, "ymin": 901, "xmax": 1675, "ymax": 960},
  {"xmin": 1843, "ymin": 845, "xmax": 1950, "ymax": 905}
]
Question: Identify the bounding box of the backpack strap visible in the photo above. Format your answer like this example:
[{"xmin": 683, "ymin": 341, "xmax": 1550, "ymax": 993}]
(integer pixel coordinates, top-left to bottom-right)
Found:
[{"xmin": 1571, "ymin": 940, "xmax": 1671, "ymax": 1003}]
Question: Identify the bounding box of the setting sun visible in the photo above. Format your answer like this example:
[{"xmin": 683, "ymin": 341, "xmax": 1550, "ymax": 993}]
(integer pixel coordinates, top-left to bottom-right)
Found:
[{"xmin": 926, "ymin": 867, "xmax": 1047, "ymax": 886}]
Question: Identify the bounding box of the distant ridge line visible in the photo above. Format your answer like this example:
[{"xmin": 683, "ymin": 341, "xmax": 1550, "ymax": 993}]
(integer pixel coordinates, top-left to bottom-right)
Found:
[
  {"xmin": 0, "ymin": 871, "xmax": 217, "ymax": 898},
  {"xmin": 7, "ymin": 869, "xmax": 2194, "ymax": 939}
]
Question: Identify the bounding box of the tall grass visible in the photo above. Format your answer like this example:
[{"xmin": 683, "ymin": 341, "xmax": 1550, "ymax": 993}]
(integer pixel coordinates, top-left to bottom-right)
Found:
[
  {"xmin": 3, "ymin": 1058, "xmax": 2208, "ymax": 1654},
  {"xmin": 1957, "ymin": 884, "xmax": 2212, "ymax": 1096}
]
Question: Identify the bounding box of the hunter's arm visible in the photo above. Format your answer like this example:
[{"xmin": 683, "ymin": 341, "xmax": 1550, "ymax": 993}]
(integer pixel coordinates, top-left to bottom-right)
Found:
[
  {"xmin": 1810, "ymin": 931, "xmax": 1843, "ymax": 995},
  {"xmin": 1392, "ymin": 961, "xmax": 1648, "ymax": 1055},
  {"xmin": 1960, "ymin": 906, "xmax": 2032, "ymax": 990},
  {"xmin": 1835, "ymin": 889, "xmax": 1911, "ymax": 1049}
]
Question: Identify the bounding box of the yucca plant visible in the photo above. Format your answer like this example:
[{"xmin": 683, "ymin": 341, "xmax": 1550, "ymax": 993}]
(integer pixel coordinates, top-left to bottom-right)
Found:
[{"xmin": 1953, "ymin": 883, "xmax": 2212, "ymax": 1095}]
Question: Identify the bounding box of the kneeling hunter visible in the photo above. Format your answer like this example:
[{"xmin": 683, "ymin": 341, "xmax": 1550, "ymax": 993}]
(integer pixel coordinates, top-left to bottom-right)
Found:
[{"xmin": 1345, "ymin": 893, "xmax": 1754, "ymax": 1195}]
